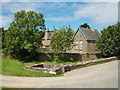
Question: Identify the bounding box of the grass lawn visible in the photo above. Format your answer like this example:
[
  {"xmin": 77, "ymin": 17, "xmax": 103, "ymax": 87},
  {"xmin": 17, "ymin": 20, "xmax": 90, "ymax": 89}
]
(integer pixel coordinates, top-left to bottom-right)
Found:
[
  {"xmin": 0, "ymin": 57, "xmax": 64, "ymax": 77},
  {"xmin": 1, "ymin": 57, "xmax": 110, "ymax": 77}
]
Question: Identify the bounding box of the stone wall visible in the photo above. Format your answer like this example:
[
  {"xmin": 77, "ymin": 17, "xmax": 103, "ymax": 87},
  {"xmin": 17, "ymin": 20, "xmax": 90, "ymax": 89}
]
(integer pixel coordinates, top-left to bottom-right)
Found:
[
  {"xmin": 68, "ymin": 57, "xmax": 117, "ymax": 71},
  {"xmin": 37, "ymin": 53, "xmax": 53, "ymax": 61},
  {"xmin": 25, "ymin": 57, "xmax": 117, "ymax": 74},
  {"xmin": 37, "ymin": 53, "xmax": 100, "ymax": 61}
]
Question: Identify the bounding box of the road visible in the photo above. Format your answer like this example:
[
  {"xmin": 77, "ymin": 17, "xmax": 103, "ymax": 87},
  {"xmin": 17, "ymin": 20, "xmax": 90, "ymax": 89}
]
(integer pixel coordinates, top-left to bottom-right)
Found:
[{"xmin": 0, "ymin": 60, "xmax": 118, "ymax": 88}]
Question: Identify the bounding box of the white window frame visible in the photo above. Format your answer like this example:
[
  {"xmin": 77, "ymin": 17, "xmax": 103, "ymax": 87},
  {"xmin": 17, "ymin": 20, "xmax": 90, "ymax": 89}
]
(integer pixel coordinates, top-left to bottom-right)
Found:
[
  {"xmin": 76, "ymin": 45, "xmax": 78, "ymax": 50},
  {"xmin": 75, "ymin": 42, "xmax": 78, "ymax": 50},
  {"xmin": 80, "ymin": 41, "xmax": 83, "ymax": 50},
  {"xmin": 76, "ymin": 42, "xmax": 78, "ymax": 44}
]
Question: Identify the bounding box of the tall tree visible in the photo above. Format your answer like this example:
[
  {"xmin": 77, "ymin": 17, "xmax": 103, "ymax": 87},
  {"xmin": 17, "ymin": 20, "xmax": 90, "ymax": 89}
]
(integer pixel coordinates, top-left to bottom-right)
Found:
[
  {"xmin": 51, "ymin": 26, "xmax": 74, "ymax": 53},
  {"xmin": 51, "ymin": 26, "xmax": 74, "ymax": 62},
  {"xmin": 3, "ymin": 10, "xmax": 45, "ymax": 61},
  {"xmin": 0, "ymin": 28, "xmax": 4, "ymax": 49},
  {"xmin": 96, "ymin": 22, "xmax": 120, "ymax": 57}
]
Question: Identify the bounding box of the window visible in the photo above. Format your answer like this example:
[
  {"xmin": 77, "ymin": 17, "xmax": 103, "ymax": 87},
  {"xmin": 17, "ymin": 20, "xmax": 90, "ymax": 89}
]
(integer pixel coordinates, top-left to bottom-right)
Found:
[
  {"xmin": 76, "ymin": 45, "xmax": 78, "ymax": 50},
  {"xmin": 76, "ymin": 42, "xmax": 78, "ymax": 44},
  {"xmin": 80, "ymin": 41, "xmax": 83, "ymax": 50},
  {"xmin": 75, "ymin": 42, "xmax": 78, "ymax": 50}
]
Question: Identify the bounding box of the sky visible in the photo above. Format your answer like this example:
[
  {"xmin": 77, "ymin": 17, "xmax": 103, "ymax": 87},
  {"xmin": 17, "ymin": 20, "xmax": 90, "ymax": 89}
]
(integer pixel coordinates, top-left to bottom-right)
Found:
[{"xmin": 0, "ymin": 0, "xmax": 119, "ymax": 31}]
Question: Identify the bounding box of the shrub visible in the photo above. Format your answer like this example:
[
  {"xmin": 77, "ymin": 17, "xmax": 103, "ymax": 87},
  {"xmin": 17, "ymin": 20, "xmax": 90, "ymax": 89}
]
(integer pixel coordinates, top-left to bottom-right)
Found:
[{"xmin": 86, "ymin": 53, "xmax": 90, "ymax": 61}]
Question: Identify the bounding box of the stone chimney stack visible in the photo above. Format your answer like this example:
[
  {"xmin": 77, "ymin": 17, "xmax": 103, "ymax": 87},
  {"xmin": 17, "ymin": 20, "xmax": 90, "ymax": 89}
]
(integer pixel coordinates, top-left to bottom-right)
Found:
[{"xmin": 44, "ymin": 28, "xmax": 49, "ymax": 40}]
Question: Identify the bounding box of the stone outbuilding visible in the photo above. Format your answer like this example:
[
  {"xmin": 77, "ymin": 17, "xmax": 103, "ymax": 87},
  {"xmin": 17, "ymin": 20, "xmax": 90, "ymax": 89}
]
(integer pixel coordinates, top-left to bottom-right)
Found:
[{"xmin": 69, "ymin": 26, "xmax": 101, "ymax": 54}]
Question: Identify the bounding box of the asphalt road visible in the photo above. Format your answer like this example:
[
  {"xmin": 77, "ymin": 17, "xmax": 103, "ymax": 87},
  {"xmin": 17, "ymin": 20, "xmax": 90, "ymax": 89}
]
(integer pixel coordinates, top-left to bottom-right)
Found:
[{"xmin": 1, "ymin": 60, "xmax": 118, "ymax": 88}]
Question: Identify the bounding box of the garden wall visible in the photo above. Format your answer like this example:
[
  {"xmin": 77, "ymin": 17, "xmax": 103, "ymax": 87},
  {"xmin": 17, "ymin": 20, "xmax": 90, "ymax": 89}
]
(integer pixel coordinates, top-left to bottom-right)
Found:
[
  {"xmin": 37, "ymin": 53, "xmax": 100, "ymax": 61},
  {"xmin": 25, "ymin": 57, "xmax": 117, "ymax": 74},
  {"xmin": 63, "ymin": 56, "xmax": 117, "ymax": 73}
]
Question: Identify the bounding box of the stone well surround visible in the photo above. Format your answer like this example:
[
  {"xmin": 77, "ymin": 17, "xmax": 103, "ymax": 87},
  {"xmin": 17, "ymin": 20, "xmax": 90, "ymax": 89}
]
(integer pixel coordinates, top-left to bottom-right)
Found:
[
  {"xmin": 25, "ymin": 57, "xmax": 117, "ymax": 74},
  {"xmin": 25, "ymin": 64, "xmax": 64, "ymax": 74}
]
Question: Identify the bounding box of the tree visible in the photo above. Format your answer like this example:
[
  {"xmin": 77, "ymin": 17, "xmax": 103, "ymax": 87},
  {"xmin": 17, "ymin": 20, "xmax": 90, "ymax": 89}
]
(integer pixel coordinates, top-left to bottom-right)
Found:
[
  {"xmin": 51, "ymin": 26, "xmax": 74, "ymax": 62},
  {"xmin": 51, "ymin": 26, "xmax": 74, "ymax": 53},
  {"xmin": 80, "ymin": 23, "xmax": 90, "ymax": 28},
  {"xmin": 0, "ymin": 28, "xmax": 4, "ymax": 49},
  {"xmin": 3, "ymin": 10, "xmax": 45, "ymax": 61},
  {"xmin": 96, "ymin": 22, "xmax": 120, "ymax": 57}
]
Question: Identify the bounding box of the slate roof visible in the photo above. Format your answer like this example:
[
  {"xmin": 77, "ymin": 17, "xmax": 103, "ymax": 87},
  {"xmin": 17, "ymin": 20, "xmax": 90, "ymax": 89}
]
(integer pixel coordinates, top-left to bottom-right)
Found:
[{"xmin": 78, "ymin": 27, "xmax": 101, "ymax": 41}]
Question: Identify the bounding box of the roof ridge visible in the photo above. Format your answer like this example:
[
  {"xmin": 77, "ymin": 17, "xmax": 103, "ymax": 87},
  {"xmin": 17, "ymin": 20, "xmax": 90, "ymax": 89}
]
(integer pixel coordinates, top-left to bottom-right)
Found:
[
  {"xmin": 79, "ymin": 29, "xmax": 88, "ymax": 40},
  {"xmin": 80, "ymin": 27, "xmax": 101, "ymax": 41}
]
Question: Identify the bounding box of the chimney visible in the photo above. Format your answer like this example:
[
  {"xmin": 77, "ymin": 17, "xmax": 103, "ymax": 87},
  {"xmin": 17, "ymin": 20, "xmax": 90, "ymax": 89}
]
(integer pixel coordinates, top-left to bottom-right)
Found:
[
  {"xmin": 80, "ymin": 26, "xmax": 85, "ymax": 29},
  {"xmin": 44, "ymin": 28, "xmax": 49, "ymax": 40}
]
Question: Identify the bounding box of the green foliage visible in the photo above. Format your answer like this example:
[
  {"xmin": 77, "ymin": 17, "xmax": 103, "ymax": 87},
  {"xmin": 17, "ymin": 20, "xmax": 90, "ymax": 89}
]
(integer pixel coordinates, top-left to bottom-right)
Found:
[
  {"xmin": 1, "ymin": 58, "xmax": 63, "ymax": 77},
  {"xmin": 3, "ymin": 10, "xmax": 45, "ymax": 61},
  {"xmin": 53, "ymin": 53, "xmax": 72, "ymax": 62},
  {"xmin": 51, "ymin": 26, "xmax": 74, "ymax": 53},
  {"xmin": 96, "ymin": 22, "xmax": 120, "ymax": 57},
  {"xmin": 85, "ymin": 53, "xmax": 90, "ymax": 61},
  {"xmin": 51, "ymin": 26, "xmax": 74, "ymax": 62},
  {"xmin": 0, "ymin": 28, "xmax": 3, "ymax": 48},
  {"xmin": 53, "ymin": 54, "xmax": 60, "ymax": 62},
  {"xmin": 80, "ymin": 23, "xmax": 90, "ymax": 28}
]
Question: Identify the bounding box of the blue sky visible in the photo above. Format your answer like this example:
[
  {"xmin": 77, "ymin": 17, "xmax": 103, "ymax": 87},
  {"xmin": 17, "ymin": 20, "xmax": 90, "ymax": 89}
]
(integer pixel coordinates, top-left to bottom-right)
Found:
[{"xmin": 1, "ymin": 1, "xmax": 118, "ymax": 31}]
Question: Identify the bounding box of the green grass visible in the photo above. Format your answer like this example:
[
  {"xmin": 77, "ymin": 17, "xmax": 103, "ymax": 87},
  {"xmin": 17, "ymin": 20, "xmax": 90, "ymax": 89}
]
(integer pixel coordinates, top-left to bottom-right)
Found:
[
  {"xmin": 1, "ymin": 86, "xmax": 17, "ymax": 90},
  {"xmin": 0, "ymin": 58, "xmax": 64, "ymax": 77},
  {"xmin": 0, "ymin": 57, "xmax": 2, "ymax": 74},
  {"xmin": 1, "ymin": 57, "xmax": 110, "ymax": 77}
]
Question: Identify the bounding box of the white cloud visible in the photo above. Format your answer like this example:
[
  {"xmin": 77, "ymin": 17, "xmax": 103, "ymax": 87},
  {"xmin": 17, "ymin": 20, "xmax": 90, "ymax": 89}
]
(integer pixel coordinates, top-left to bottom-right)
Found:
[
  {"xmin": 1, "ymin": 0, "xmax": 119, "ymax": 2},
  {"xmin": 1, "ymin": 2, "xmax": 72, "ymax": 26},
  {"xmin": 1, "ymin": 2, "xmax": 118, "ymax": 30},
  {"xmin": 81, "ymin": 0, "xmax": 117, "ymax": 1},
  {"xmin": 2, "ymin": 2, "xmax": 41, "ymax": 13},
  {"xmin": 0, "ymin": 15, "xmax": 13, "ymax": 29},
  {"xmin": 74, "ymin": 2, "xmax": 118, "ymax": 25},
  {"xmin": 46, "ymin": 16, "xmax": 73, "ymax": 21},
  {"xmin": 2, "ymin": 2, "xmax": 69, "ymax": 14},
  {"xmin": 1, "ymin": 2, "xmax": 45, "ymax": 28},
  {"xmin": 1, "ymin": 0, "xmax": 31, "ymax": 2},
  {"xmin": 46, "ymin": 2, "xmax": 118, "ymax": 27}
]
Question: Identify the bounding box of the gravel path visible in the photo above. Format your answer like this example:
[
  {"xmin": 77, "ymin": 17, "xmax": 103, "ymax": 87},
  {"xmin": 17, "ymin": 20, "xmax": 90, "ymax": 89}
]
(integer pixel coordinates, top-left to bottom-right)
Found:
[{"xmin": 1, "ymin": 60, "xmax": 118, "ymax": 88}]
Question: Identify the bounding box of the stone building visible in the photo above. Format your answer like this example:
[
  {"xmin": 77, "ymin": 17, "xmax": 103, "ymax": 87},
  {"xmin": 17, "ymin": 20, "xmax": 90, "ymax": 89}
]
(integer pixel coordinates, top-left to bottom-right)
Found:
[
  {"xmin": 42, "ymin": 28, "xmax": 54, "ymax": 50},
  {"xmin": 42, "ymin": 27, "xmax": 101, "ymax": 54},
  {"xmin": 69, "ymin": 26, "xmax": 101, "ymax": 54}
]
